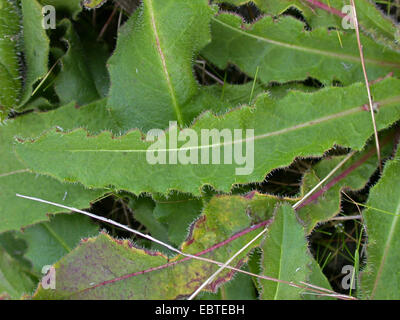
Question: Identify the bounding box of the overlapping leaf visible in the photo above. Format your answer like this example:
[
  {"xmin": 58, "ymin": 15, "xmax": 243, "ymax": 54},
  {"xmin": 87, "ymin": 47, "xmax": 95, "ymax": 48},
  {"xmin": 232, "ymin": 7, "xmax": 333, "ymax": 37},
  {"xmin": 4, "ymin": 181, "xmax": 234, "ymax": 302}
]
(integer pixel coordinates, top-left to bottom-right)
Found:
[
  {"xmin": 0, "ymin": 246, "xmax": 35, "ymax": 299},
  {"xmin": 0, "ymin": 231, "xmax": 36, "ymax": 299},
  {"xmin": 0, "ymin": 0, "xmax": 50, "ymax": 117},
  {"xmin": 0, "ymin": 100, "xmax": 112, "ymax": 233},
  {"xmin": 19, "ymin": 0, "xmax": 50, "ymax": 106},
  {"xmin": 252, "ymin": 0, "xmax": 400, "ymax": 47},
  {"xmin": 1, "ymin": 0, "xmax": 399, "ymax": 301},
  {"xmin": 298, "ymin": 133, "xmax": 395, "ymax": 233},
  {"xmin": 55, "ymin": 20, "xmax": 110, "ymax": 105},
  {"xmin": 18, "ymin": 213, "xmax": 99, "ymax": 273},
  {"xmin": 201, "ymin": 13, "xmax": 400, "ymax": 85},
  {"xmin": 198, "ymin": 267, "xmax": 258, "ymax": 300},
  {"xmin": 33, "ymin": 194, "xmax": 273, "ymax": 299},
  {"xmin": 216, "ymin": 0, "xmax": 399, "ymax": 45},
  {"xmin": 152, "ymin": 192, "xmax": 203, "ymax": 247}
]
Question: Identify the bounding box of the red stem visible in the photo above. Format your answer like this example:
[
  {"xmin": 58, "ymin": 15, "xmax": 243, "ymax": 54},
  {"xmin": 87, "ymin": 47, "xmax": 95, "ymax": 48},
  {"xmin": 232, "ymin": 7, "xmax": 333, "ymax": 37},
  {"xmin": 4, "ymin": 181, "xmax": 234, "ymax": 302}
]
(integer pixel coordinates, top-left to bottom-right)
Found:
[
  {"xmin": 295, "ymin": 148, "xmax": 375, "ymax": 210},
  {"xmin": 304, "ymin": 0, "xmax": 346, "ymax": 17}
]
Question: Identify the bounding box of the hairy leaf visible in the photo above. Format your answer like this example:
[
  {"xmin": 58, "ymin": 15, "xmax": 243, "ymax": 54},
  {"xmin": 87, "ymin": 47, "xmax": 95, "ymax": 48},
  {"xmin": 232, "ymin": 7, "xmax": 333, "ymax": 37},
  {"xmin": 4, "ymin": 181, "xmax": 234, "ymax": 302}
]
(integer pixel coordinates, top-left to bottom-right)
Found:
[
  {"xmin": 253, "ymin": 0, "xmax": 399, "ymax": 48},
  {"xmin": 298, "ymin": 134, "xmax": 395, "ymax": 233},
  {"xmin": 260, "ymin": 204, "xmax": 312, "ymax": 299},
  {"xmin": 19, "ymin": 0, "xmax": 50, "ymax": 106},
  {"xmin": 0, "ymin": 0, "xmax": 50, "ymax": 116},
  {"xmin": 33, "ymin": 195, "xmax": 272, "ymax": 299},
  {"xmin": 15, "ymin": 78, "xmax": 400, "ymax": 195},
  {"xmin": 201, "ymin": 13, "xmax": 400, "ymax": 85},
  {"xmin": 191, "ymin": 82, "xmax": 265, "ymax": 114},
  {"xmin": 0, "ymin": 100, "xmax": 111, "ymax": 233},
  {"xmin": 360, "ymin": 147, "xmax": 400, "ymax": 299},
  {"xmin": 198, "ymin": 266, "xmax": 258, "ymax": 300},
  {"xmin": 106, "ymin": 0, "xmax": 214, "ymax": 130},
  {"xmin": 0, "ymin": 0, "xmax": 22, "ymax": 115}
]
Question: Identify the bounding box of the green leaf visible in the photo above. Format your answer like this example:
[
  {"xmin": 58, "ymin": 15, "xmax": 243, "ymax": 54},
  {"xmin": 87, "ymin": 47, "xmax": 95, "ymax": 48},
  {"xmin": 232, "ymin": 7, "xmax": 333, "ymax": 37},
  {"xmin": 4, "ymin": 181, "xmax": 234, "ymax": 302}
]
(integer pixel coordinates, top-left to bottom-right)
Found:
[
  {"xmin": 260, "ymin": 204, "xmax": 312, "ymax": 300},
  {"xmin": 15, "ymin": 78, "xmax": 400, "ymax": 195},
  {"xmin": 253, "ymin": 0, "xmax": 399, "ymax": 48},
  {"xmin": 132, "ymin": 191, "xmax": 278, "ymax": 253},
  {"xmin": 217, "ymin": 0, "xmax": 399, "ymax": 45},
  {"xmin": 198, "ymin": 266, "xmax": 258, "ymax": 300},
  {"xmin": 219, "ymin": 267, "xmax": 258, "ymax": 299},
  {"xmin": 252, "ymin": 0, "xmax": 338, "ymax": 28},
  {"xmin": 19, "ymin": 0, "xmax": 50, "ymax": 106},
  {"xmin": 55, "ymin": 20, "xmax": 110, "ymax": 106},
  {"xmin": 267, "ymin": 82, "xmax": 319, "ymax": 100},
  {"xmin": 0, "ymin": 0, "xmax": 22, "ymax": 115},
  {"xmin": 187, "ymin": 82, "xmax": 266, "ymax": 116},
  {"xmin": 304, "ymin": 258, "xmax": 334, "ymax": 300},
  {"xmin": 0, "ymin": 100, "xmax": 112, "ymax": 233},
  {"xmin": 129, "ymin": 196, "xmax": 170, "ymax": 253},
  {"xmin": 201, "ymin": 13, "xmax": 400, "ymax": 85},
  {"xmin": 360, "ymin": 147, "xmax": 400, "ymax": 299},
  {"xmin": 19, "ymin": 213, "xmax": 99, "ymax": 273},
  {"xmin": 0, "ymin": 173, "xmax": 104, "ymax": 234},
  {"xmin": 153, "ymin": 192, "xmax": 203, "ymax": 247},
  {"xmin": 33, "ymin": 194, "xmax": 269, "ymax": 299},
  {"xmin": 0, "ymin": 246, "xmax": 35, "ymax": 299},
  {"xmin": 0, "ymin": 231, "xmax": 31, "ymax": 270},
  {"xmin": 0, "ymin": 0, "xmax": 50, "ymax": 116},
  {"xmin": 106, "ymin": 0, "xmax": 214, "ymax": 130},
  {"xmin": 298, "ymin": 134, "xmax": 394, "ymax": 233}
]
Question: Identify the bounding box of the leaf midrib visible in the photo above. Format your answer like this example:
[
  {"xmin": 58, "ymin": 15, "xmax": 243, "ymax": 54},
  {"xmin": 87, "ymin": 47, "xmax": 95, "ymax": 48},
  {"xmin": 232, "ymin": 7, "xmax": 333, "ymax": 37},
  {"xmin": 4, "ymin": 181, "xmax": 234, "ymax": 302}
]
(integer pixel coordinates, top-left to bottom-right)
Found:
[
  {"xmin": 146, "ymin": 0, "xmax": 184, "ymax": 126},
  {"xmin": 0, "ymin": 169, "xmax": 29, "ymax": 178},
  {"xmin": 212, "ymin": 16, "xmax": 400, "ymax": 68},
  {"xmin": 62, "ymin": 95, "xmax": 400, "ymax": 154},
  {"xmin": 42, "ymin": 223, "xmax": 72, "ymax": 253}
]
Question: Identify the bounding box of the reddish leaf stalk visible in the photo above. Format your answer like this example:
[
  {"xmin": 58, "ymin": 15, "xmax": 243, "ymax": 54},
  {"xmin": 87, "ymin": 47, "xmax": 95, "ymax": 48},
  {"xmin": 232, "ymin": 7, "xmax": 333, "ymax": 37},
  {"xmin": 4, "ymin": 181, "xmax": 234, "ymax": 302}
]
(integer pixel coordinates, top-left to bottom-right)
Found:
[
  {"xmin": 85, "ymin": 219, "xmax": 272, "ymax": 291},
  {"xmin": 304, "ymin": 0, "xmax": 346, "ymax": 17},
  {"xmin": 296, "ymin": 133, "xmax": 394, "ymax": 211},
  {"xmin": 295, "ymin": 148, "xmax": 376, "ymax": 210}
]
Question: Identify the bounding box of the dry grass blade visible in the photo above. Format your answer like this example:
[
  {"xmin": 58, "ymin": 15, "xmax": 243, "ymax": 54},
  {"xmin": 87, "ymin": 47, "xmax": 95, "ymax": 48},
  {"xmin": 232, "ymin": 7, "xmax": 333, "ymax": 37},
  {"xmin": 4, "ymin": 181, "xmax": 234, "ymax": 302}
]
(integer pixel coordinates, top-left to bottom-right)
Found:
[{"xmin": 350, "ymin": 0, "xmax": 382, "ymax": 172}]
